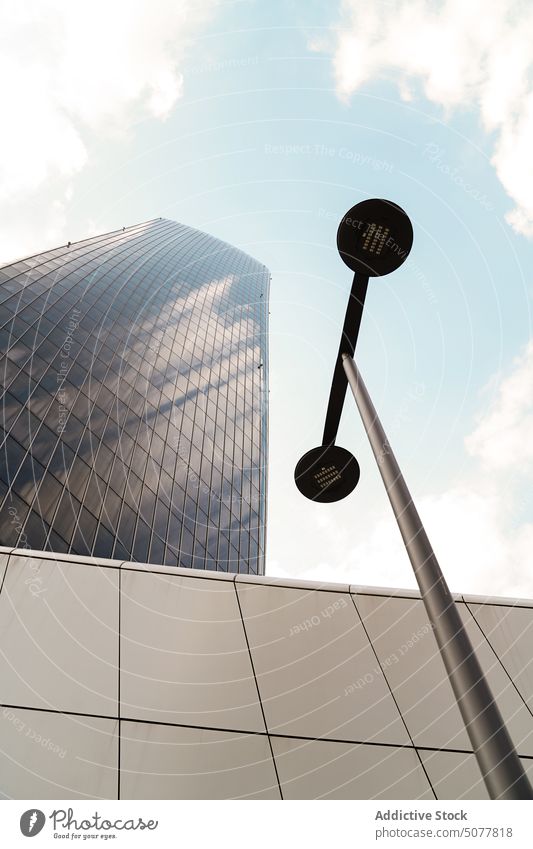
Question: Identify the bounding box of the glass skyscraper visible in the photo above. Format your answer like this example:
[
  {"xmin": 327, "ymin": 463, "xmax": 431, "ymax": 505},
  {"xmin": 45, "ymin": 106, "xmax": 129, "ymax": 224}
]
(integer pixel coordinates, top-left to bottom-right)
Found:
[{"xmin": 0, "ymin": 219, "xmax": 269, "ymax": 573}]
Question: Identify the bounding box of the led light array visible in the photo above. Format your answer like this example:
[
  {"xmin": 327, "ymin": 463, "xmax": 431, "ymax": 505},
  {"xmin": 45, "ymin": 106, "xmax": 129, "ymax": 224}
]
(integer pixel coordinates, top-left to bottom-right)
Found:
[
  {"xmin": 314, "ymin": 464, "xmax": 342, "ymax": 489},
  {"xmin": 361, "ymin": 222, "xmax": 390, "ymax": 255}
]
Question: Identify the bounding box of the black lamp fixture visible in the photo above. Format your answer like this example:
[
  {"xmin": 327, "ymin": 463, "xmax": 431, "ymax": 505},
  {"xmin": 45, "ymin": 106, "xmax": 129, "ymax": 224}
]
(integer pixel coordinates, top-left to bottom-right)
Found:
[{"xmin": 294, "ymin": 198, "xmax": 413, "ymax": 502}]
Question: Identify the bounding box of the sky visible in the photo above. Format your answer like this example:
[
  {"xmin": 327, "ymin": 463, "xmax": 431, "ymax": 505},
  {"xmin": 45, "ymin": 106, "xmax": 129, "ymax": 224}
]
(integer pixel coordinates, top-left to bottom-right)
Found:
[{"xmin": 2, "ymin": 0, "xmax": 533, "ymax": 597}]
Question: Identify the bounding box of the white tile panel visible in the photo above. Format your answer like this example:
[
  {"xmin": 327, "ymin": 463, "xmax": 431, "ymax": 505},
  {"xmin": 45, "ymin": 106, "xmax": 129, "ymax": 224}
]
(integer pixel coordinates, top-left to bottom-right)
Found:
[
  {"xmin": 0, "ymin": 552, "xmax": 8, "ymax": 588},
  {"xmin": 459, "ymin": 604, "xmax": 533, "ymax": 757},
  {"xmin": 9, "ymin": 548, "xmax": 124, "ymax": 569},
  {"xmin": 351, "ymin": 586, "xmax": 463, "ymax": 601},
  {"xmin": 122, "ymin": 562, "xmax": 235, "ymax": 581},
  {"xmin": 236, "ymin": 574, "xmax": 351, "ymax": 592},
  {"xmin": 464, "ymin": 594, "xmax": 533, "ymax": 609},
  {"xmin": 0, "ymin": 707, "xmax": 118, "ymax": 799},
  {"xmin": 0, "ymin": 554, "xmax": 119, "ymax": 715},
  {"xmin": 422, "ymin": 750, "xmax": 533, "ymax": 801},
  {"xmin": 418, "ymin": 749, "xmax": 490, "ymax": 800},
  {"xmin": 272, "ymin": 737, "xmax": 433, "ymax": 799},
  {"xmin": 121, "ymin": 721, "xmax": 280, "ymax": 799},
  {"xmin": 354, "ymin": 593, "xmax": 471, "ymax": 750},
  {"xmin": 237, "ymin": 582, "xmax": 410, "ymax": 744},
  {"xmin": 469, "ymin": 603, "xmax": 533, "ymax": 713},
  {"xmin": 120, "ymin": 570, "xmax": 264, "ymax": 731},
  {"xmin": 355, "ymin": 594, "xmax": 533, "ymax": 756}
]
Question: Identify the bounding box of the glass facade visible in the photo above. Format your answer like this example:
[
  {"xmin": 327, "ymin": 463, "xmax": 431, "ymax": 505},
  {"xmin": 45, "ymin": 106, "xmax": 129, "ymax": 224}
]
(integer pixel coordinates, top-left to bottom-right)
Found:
[{"xmin": 0, "ymin": 219, "xmax": 269, "ymax": 573}]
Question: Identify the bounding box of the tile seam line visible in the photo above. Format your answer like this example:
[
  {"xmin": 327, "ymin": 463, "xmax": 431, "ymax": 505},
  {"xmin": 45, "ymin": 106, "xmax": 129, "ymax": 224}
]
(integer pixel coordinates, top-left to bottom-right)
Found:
[
  {"xmin": 232, "ymin": 580, "xmax": 284, "ymax": 799},
  {"xmin": 349, "ymin": 591, "xmax": 437, "ymax": 799},
  {"xmin": 0, "ymin": 550, "xmax": 15, "ymax": 596},
  {"xmin": 464, "ymin": 599, "xmax": 533, "ymax": 724},
  {"xmin": 4, "ymin": 702, "xmax": 530, "ymax": 757}
]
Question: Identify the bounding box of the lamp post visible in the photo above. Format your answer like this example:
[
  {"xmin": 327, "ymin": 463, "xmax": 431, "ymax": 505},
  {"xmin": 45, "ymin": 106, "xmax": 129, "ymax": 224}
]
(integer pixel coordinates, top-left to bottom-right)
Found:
[
  {"xmin": 294, "ymin": 198, "xmax": 533, "ymax": 800},
  {"xmin": 294, "ymin": 199, "xmax": 413, "ymax": 503}
]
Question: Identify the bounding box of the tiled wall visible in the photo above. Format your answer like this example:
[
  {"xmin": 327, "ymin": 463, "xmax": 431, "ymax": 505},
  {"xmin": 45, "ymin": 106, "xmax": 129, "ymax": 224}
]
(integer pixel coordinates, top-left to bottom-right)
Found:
[{"xmin": 1, "ymin": 547, "xmax": 532, "ymax": 799}]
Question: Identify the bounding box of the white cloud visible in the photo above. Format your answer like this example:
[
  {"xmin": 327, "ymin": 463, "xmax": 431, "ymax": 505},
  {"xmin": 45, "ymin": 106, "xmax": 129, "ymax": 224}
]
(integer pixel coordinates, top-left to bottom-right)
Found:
[
  {"xmin": 466, "ymin": 340, "xmax": 533, "ymax": 472},
  {"xmin": 323, "ymin": 0, "xmax": 533, "ymax": 236},
  {"xmin": 281, "ymin": 342, "xmax": 533, "ymax": 599},
  {"xmin": 288, "ymin": 481, "xmax": 533, "ymax": 599},
  {"xmin": 0, "ymin": 0, "xmax": 219, "ymax": 263}
]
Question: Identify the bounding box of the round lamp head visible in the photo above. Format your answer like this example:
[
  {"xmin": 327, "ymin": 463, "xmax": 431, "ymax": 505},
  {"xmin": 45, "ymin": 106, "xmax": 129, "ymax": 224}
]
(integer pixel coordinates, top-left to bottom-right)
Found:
[
  {"xmin": 294, "ymin": 444, "xmax": 360, "ymax": 503},
  {"xmin": 337, "ymin": 198, "xmax": 413, "ymax": 276}
]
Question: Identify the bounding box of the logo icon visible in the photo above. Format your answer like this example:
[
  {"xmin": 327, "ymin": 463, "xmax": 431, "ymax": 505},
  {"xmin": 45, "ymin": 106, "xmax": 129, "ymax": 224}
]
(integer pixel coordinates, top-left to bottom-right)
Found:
[{"xmin": 20, "ymin": 810, "xmax": 46, "ymax": 837}]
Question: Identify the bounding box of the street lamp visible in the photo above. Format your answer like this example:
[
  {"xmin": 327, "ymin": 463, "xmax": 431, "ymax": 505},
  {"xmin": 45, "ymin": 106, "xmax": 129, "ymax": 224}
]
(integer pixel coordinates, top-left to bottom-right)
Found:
[
  {"xmin": 294, "ymin": 198, "xmax": 413, "ymax": 503},
  {"xmin": 294, "ymin": 198, "xmax": 533, "ymax": 800}
]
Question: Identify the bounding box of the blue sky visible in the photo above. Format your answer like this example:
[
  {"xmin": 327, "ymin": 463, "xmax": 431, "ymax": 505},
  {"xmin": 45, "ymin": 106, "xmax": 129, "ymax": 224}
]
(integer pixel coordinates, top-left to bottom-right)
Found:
[{"xmin": 2, "ymin": 0, "xmax": 533, "ymax": 595}]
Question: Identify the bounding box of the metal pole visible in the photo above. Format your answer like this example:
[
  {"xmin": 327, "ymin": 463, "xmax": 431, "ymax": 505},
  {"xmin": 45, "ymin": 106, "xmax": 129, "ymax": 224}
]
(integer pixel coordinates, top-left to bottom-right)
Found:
[
  {"xmin": 342, "ymin": 353, "xmax": 533, "ymax": 801},
  {"xmin": 322, "ymin": 272, "xmax": 369, "ymax": 447}
]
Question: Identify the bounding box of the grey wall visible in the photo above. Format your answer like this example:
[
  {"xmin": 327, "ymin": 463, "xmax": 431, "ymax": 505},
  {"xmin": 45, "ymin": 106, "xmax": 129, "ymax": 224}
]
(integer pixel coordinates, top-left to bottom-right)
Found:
[{"xmin": 0, "ymin": 546, "xmax": 532, "ymax": 799}]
